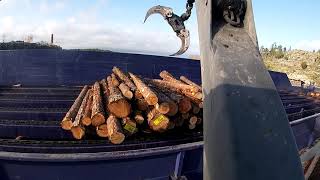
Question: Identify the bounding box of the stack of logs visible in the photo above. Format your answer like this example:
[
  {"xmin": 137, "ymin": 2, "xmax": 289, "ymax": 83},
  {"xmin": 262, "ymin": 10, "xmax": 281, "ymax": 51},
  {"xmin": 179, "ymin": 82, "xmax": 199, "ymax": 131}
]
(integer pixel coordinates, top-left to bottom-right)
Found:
[{"xmin": 61, "ymin": 67, "xmax": 203, "ymax": 144}]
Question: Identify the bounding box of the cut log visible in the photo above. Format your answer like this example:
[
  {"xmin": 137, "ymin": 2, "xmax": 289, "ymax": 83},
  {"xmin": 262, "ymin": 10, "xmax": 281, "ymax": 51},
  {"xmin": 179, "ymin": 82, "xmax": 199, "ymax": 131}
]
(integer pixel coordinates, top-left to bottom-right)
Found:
[
  {"xmin": 192, "ymin": 103, "xmax": 201, "ymax": 114},
  {"xmin": 91, "ymin": 82, "xmax": 105, "ymax": 126},
  {"xmin": 196, "ymin": 117, "xmax": 202, "ymax": 125},
  {"xmin": 136, "ymin": 98, "xmax": 149, "ymax": 111},
  {"xmin": 188, "ymin": 124, "xmax": 196, "ymax": 130},
  {"xmin": 112, "ymin": 67, "xmax": 137, "ymax": 91},
  {"xmin": 96, "ymin": 124, "xmax": 109, "ymax": 138},
  {"xmin": 189, "ymin": 115, "xmax": 198, "ymax": 126},
  {"xmin": 111, "ymin": 73, "xmax": 120, "ymax": 87},
  {"xmin": 159, "ymin": 71, "xmax": 199, "ymax": 93},
  {"xmin": 155, "ymin": 102, "xmax": 170, "ymax": 114},
  {"xmin": 106, "ymin": 115, "xmax": 125, "ymax": 144},
  {"xmin": 134, "ymin": 110, "xmax": 145, "ymax": 124},
  {"xmin": 82, "ymin": 90, "xmax": 93, "ymax": 126},
  {"xmin": 70, "ymin": 126, "xmax": 85, "ymax": 140},
  {"xmin": 180, "ymin": 76, "xmax": 202, "ymax": 91},
  {"xmin": 121, "ymin": 117, "xmax": 138, "ymax": 136},
  {"xmin": 148, "ymin": 84, "xmax": 178, "ymax": 116},
  {"xmin": 61, "ymin": 85, "xmax": 89, "ymax": 130},
  {"xmin": 134, "ymin": 90, "xmax": 143, "ymax": 99},
  {"xmin": 71, "ymin": 89, "xmax": 91, "ymax": 139},
  {"xmin": 147, "ymin": 107, "xmax": 169, "ymax": 132},
  {"xmin": 148, "ymin": 78, "xmax": 202, "ymax": 100},
  {"xmin": 129, "ymin": 72, "xmax": 158, "ymax": 105},
  {"xmin": 178, "ymin": 97, "xmax": 192, "ymax": 113},
  {"xmin": 107, "ymin": 76, "xmax": 131, "ymax": 118},
  {"xmin": 73, "ymin": 89, "xmax": 91, "ymax": 127},
  {"xmin": 119, "ymin": 83, "xmax": 133, "ymax": 100},
  {"xmin": 186, "ymin": 95, "xmax": 203, "ymax": 108}
]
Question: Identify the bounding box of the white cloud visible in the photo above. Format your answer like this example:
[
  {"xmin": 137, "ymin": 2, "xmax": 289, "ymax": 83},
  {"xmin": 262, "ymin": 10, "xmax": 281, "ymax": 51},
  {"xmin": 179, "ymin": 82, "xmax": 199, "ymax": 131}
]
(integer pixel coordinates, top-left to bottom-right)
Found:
[
  {"xmin": 0, "ymin": 0, "xmax": 200, "ymax": 56},
  {"xmin": 294, "ymin": 40, "xmax": 320, "ymax": 51}
]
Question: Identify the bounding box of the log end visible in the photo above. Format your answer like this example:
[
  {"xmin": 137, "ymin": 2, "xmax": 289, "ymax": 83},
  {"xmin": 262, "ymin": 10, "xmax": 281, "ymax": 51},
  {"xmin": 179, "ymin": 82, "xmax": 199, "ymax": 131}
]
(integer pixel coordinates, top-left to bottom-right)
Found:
[
  {"xmin": 166, "ymin": 102, "xmax": 178, "ymax": 116},
  {"xmin": 156, "ymin": 102, "xmax": 170, "ymax": 114},
  {"xmin": 61, "ymin": 118, "xmax": 73, "ymax": 130},
  {"xmin": 178, "ymin": 97, "xmax": 192, "ymax": 113},
  {"xmin": 146, "ymin": 96, "xmax": 158, "ymax": 106},
  {"xmin": 71, "ymin": 126, "xmax": 85, "ymax": 140},
  {"xmin": 109, "ymin": 133, "xmax": 125, "ymax": 144},
  {"xmin": 189, "ymin": 116, "xmax": 198, "ymax": 125},
  {"xmin": 196, "ymin": 117, "xmax": 202, "ymax": 125},
  {"xmin": 81, "ymin": 117, "xmax": 92, "ymax": 126},
  {"xmin": 188, "ymin": 124, "xmax": 196, "ymax": 130},
  {"xmin": 134, "ymin": 114, "xmax": 145, "ymax": 125},
  {"xmin": 108, "ymin": 99, "xmax": 131, "ymax": 118},
  {"xmin": 124, "ymin": 91, "xmax": 133, "ymax": 100},
  {"xmin": 150, "ymin": 114, "xmax": 169, "ymax": 132},
  {"xmin": 92, "ymin": 113, "xmax": 105, "ymax": 126},
  {"xmin": 96, "ymin": 124, "xmax": 109, "ymax": 138}
]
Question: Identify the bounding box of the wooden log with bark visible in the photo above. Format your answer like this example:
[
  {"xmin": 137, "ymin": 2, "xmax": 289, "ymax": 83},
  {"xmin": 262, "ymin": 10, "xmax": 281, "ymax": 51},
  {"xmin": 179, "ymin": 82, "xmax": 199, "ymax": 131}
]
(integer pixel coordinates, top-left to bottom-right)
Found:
[
  {"xmin": 133, "ymin": 110, "xmax": 145, "ymax": 124},
  {"xmin": 136, "ymin": 98, "xmax": 149, "ymax": 111},
  {"xmin": 111, "ymin": 73, "xmax": 120, "ymax": 87},
  {"xmin": 91, "ymin": 82, "xmax": 105, "ymax": 126},
  {"xmin": 129, "ymin": 72, "xmax": 158, "ymax": 106},
  {"xmin": 149, "ymin": 78, "xmax": 202, "ymax": 100},
  {"xmin": 112, "ymin": 67, "xmax": 137, "ymax": 91},
  {"xmin": 160, "ymin": 71, "xmax": 199, "ymax": 93},
  {"xmin": 180, "ymin": 76, "xmax": 202, "ymax": 92},
  {"xmin": 147, "ymin": 107, "xmax": 170, "ymax": 132},
  {"xmin": 119, "ymin": 83, "xmax": 133, "ymax": 100},
  {"xmin": 71, "ymin": 89, "xmax": 91, "ymax": 139},
  {"xmin": 107, "ymin": 76, "xmax": 131, "ymax": 118},
  {"xmin": 121, "ymin": 117, "xmax": 138, "ymax": 136},
  {"xmin": 61, "ymin": 85, "xmax": 89, "ymax": 130},
  {"xmin": 192, "ymin": 103, "xmax": 201, "ymax": 114},
  {"xmin": 106, "ymin": 115, "xmax": 125, "ymax": 144},
  {"xmin": 96, "ymin": 124, "xmax": 109, "ymax": 138},
  {"xmin": 81, "ymin": 90, "xmax": 93, "ymax": 126}
]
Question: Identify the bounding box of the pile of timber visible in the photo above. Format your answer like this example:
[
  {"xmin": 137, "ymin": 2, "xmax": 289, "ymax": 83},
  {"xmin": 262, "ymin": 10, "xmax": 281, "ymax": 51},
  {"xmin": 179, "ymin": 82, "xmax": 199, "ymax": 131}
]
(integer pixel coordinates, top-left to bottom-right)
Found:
[{"xmin": 61, "ymin": 67, "xmax": 203, "ymax": 144}]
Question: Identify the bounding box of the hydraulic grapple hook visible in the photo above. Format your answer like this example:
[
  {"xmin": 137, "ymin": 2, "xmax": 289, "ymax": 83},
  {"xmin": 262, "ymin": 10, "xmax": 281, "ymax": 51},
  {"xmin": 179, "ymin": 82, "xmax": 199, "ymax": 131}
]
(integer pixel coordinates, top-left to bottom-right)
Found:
[{"xmin": 144, "ymin": 5, "xmax": 192, "ymax": 56}]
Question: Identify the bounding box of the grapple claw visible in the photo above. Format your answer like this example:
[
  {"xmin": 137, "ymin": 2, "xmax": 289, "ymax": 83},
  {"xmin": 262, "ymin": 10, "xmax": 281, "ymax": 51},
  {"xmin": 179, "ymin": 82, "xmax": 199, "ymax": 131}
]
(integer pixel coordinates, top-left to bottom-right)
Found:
[
  {"xmin": 144, "ymin": 5, "xmax": 191, "ymax": 56},
  {"xmin": 144, "ymin": 5, "xmax": 173, "ymax": 23},
  {"xmin": 170, "ymin": 29, "xmax": 190, "ymax": 56}
]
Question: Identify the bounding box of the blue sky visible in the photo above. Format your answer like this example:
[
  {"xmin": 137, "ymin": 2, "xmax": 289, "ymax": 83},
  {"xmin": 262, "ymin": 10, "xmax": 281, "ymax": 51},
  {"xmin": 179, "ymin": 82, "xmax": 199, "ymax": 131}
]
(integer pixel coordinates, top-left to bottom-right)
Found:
[{"xmin": 0, "ymin": 0, "xmax": 319, "ymax": 56}]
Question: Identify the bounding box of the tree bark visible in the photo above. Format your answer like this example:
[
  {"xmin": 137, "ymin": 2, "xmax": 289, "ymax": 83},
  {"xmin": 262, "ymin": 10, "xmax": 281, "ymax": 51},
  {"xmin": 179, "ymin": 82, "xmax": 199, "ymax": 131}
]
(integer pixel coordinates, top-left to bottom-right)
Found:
[
  {"xmin": 71, "ymin": 89, "xmax": 91, "ymax": 139},
  {"xmin": 107, "ymin": 76, "xmax": 131, "ymax": 118},
  {"xmin": 91, "ymin": 82, "xmax": 105, "ymax": 126},
  {"xmin": 111, "ymin": 73, "xmax": 120, "ymax": 87},
  {"xmin": 82, "ymin": 90, "xmax": 93, "ymax": 126},
  {"xmin": 147, "ymin": 107, "xmax": 169, "ymax": 132},
  {"xmin": 160, "ymin": 71, "xmax": 199, "ymax": 93},
  {"xmin": 145, "ymin": 79, "xmax": 192, "ymax": 113},
  {"xmin": 148, "ymin": 78, "xmax": 202, "ymax": 100},
  {"xmin": 129, "ymin": 72, "xmax": 158, "ymax": 105},
  {"xmin": 112, "ymin": 67, "xmax": 137, "ymax": 91},
  {"xmin": 96, "ymin": 124, "xmax": 109, "ymax": 138},
  {"xmin": 107, "ymin": 115, "xmax": 125, "ymax": 144},
  {"xmin": 61, "ymin": 85, "xmax": 89, "ymax": 130},
  {"xmin": 121, "ymin": 117, "xmax": 138, "ymax": 136},
  {"xmin": 119, "ymin": 83, "xmax": 133, "ymax": 100},
  {"xmin": 180, "ymin": 76, "xmax": 202, "ymax": 92}
]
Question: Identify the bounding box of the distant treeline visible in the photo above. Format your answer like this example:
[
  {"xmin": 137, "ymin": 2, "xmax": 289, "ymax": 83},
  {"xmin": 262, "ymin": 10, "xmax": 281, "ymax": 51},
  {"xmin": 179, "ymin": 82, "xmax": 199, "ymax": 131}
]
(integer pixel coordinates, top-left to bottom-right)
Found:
[{"xmin": 0, "ymin": 41, "xmax": 62, "ymax": 50}]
